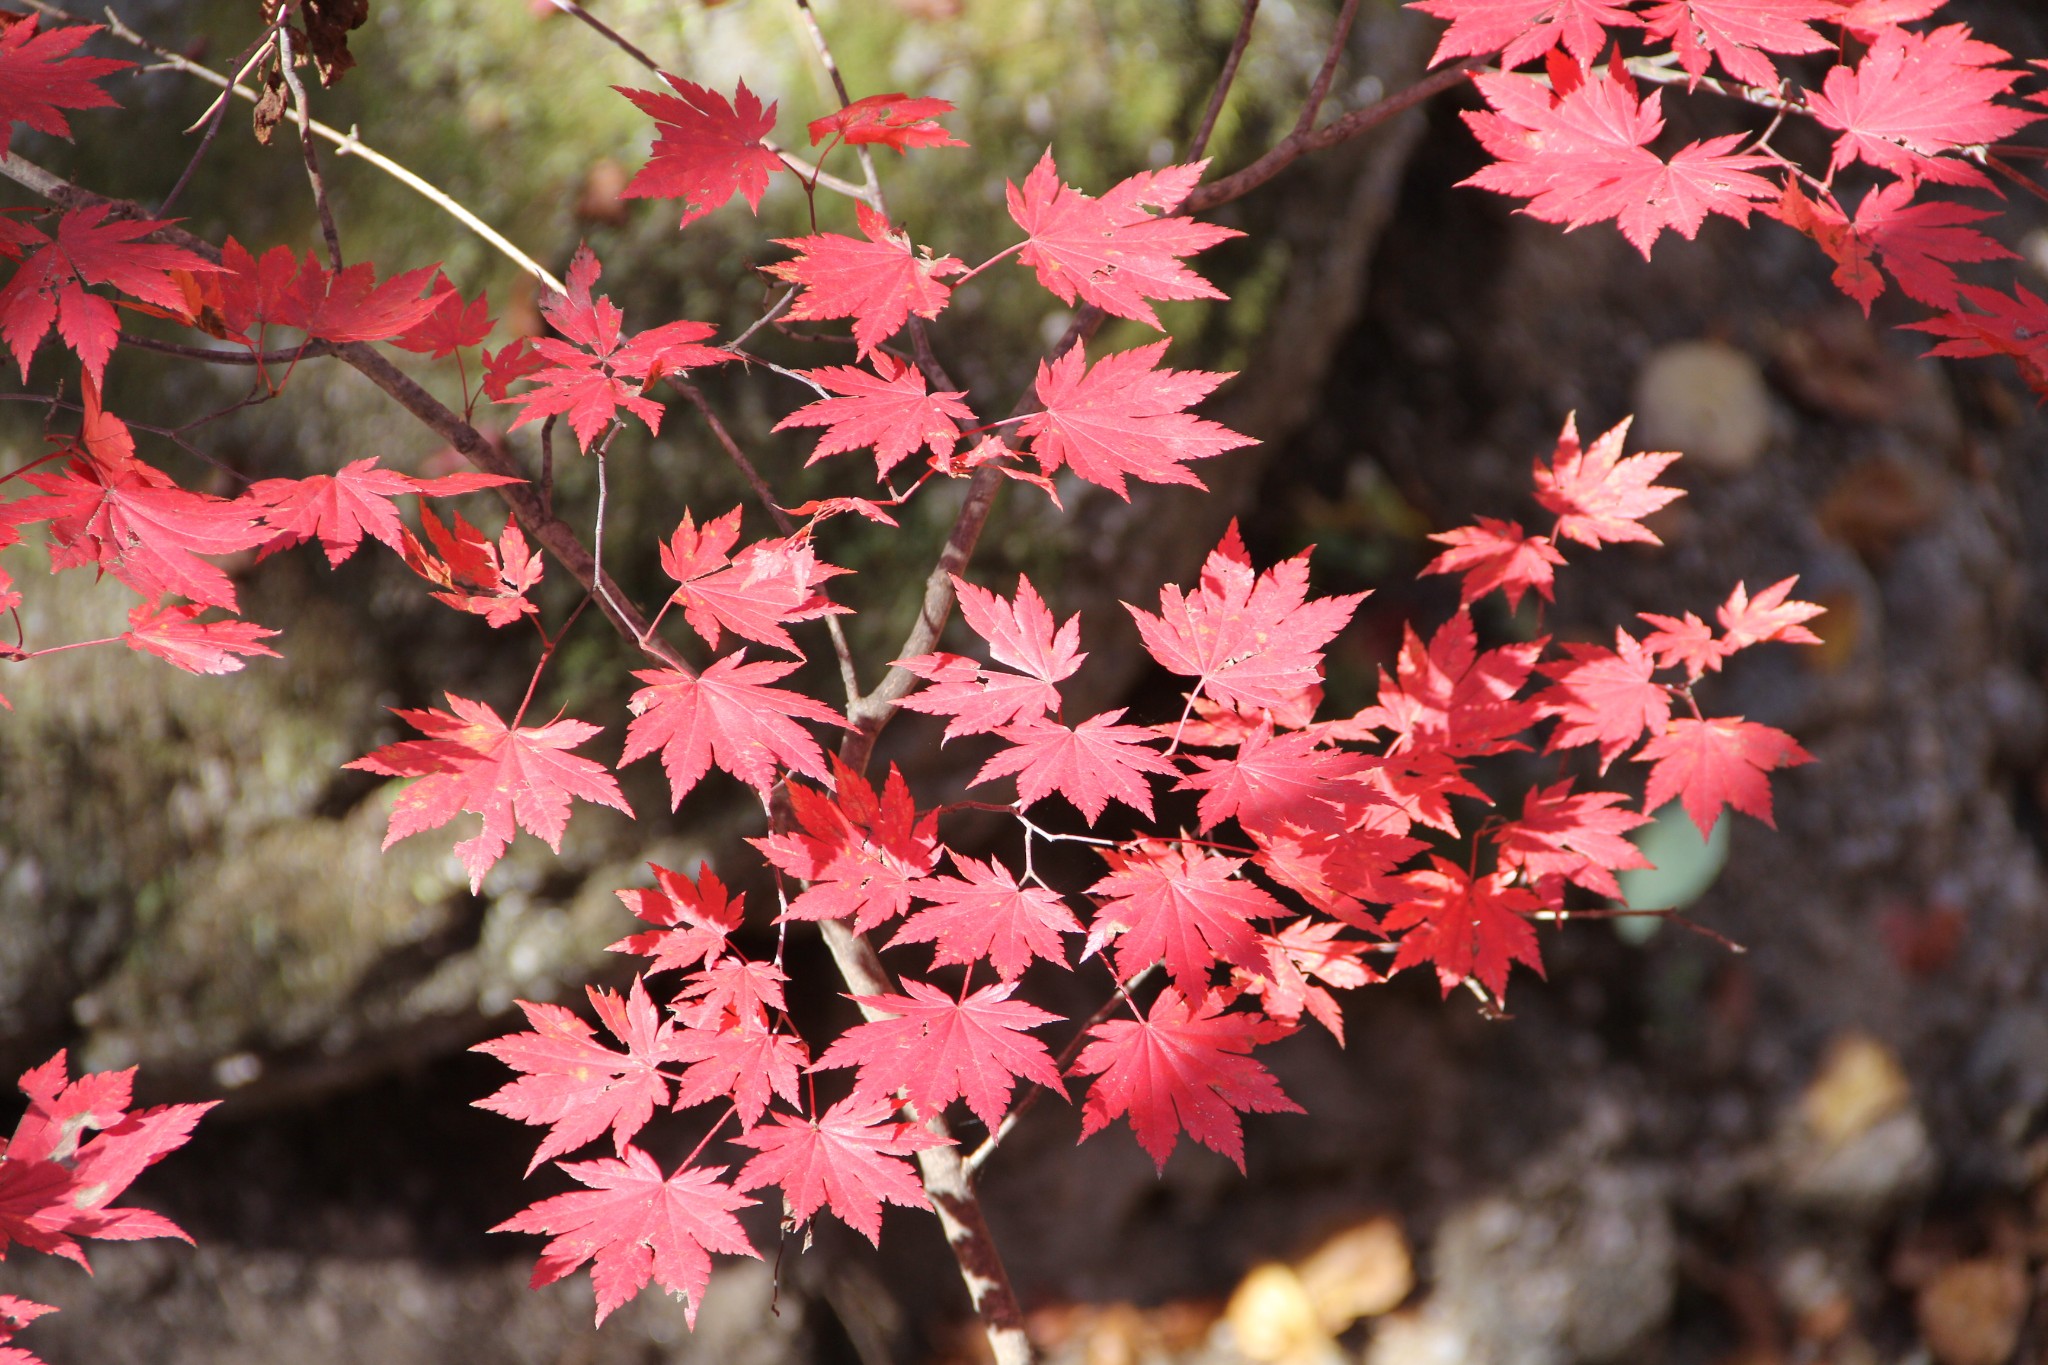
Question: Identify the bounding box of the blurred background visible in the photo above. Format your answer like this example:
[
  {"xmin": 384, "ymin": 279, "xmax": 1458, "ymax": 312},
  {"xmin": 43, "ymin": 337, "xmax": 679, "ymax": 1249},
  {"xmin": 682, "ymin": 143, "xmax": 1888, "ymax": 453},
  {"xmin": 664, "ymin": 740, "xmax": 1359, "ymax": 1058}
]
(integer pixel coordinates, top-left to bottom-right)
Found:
[{"xmin": 6, "ymin": 1, "xmax": 2048, "ymax": 1361}]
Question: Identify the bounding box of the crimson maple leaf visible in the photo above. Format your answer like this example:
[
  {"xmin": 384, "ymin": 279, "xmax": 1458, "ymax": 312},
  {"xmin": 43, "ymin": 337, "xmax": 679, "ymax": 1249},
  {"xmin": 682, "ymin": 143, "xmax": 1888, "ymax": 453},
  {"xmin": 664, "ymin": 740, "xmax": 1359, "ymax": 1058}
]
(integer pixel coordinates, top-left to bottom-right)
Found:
[
  {"xmin": 248, "ymin": 457, "xmax": 518, "ymax": 567},
  {"xmin": 501, "ymin": 246, "xmax": 732, "ymax": 450},
  {"xmin": 1007, "ymin": 151, "xmax": 1241, "ymax": 329},
  {"xmin": 1071, "ymin": 986, "xmax": 1300, "ymax": 1171},
  {"xmin": 122, "ymin": 601, "xmax": 279, "ymax": 675},
  {"xmin": 214, "ymin": 239, "xmax": 450, "ymax": 345},
  {"xmin": 1174, "ymin": 725, "xmax": 1376, "ymax": 837},
  {"xmin": 393, "ymin": 275, "xmax": 493, "ymax": 357},
  {"xmin": 0, "ymin": 204, "xmax": 212, "ymax": 382},
  {"xmin": 732, "ymin": 1096, "xmax": 946, "ymax": 1244},
  {"xmin": 0, "ymin": 1293, "xmax": 55, "ymax": 1365},
  {"xmin": 808, "ymin": 93, "xmax": 965, "ymax": 151},
  {"xmin": 1638, "ymin": 715, "xmax": 1814, "ymax": 836},
  {"xmin": 1423, "ymin": 516, "xmax": 1566, "ymax": 610},
  {"xmin": 618, "ymin": 74, "xmax": 783, "ymax": 228},
  {"xmin": 1494, "ymin": 780, "xmax": 1652, "ymax": 900},
  {"xmin": 0, "ymin": 18, "xmax": 128, "ymax": 142},
  {"xmin": 1806, "ymin": 24, "xmax": 2036, "ymax": 188},
  {"xmin": 1637, "ymin": 607, "xmax": 1726, "ymax": 681},
  {"xmin": 669, "ymin": 1022, "xmax": 807, "ymax": 1132},
  {"xmin": 672, "ymin": 959, "xmax": 790, "ymax": 1034},
  {"xmin": 1462, "ymin": 62, "xmax": 1777, "ymax": 256},
  {"xmin": 1536, "ymin": 628, "xmax": 1672, "ymax": 769},
  {"xmin": 658, "ymin": 507, "xmax": 848, "ymax": 654},
  {"xmin": 814, "ymin": 978, "xmax": 1066, "ymax": 1130},
  {"xmin": 0, "ymin": 1050, "xmax": 216, "ymax": 1269},
  {"xmin": 621, "ymin": 653, "xmax": 843, "ymax": 807},
  {"xmin": 1018, "ymin": 341, "xmax": 1252, "ymax": 499},
  {"xmin": 1532, "ymin": 412, "xmax": 1683, "ymax": 548},
  {"xmin": 754, "ymin": 761, "xmax": 940, "ymax": 933},
  {"xmin": 1410, "ymin": 0, "xmax": 1640, "ymax": 69},
  {"xmin": 12, "ymin": 457, "xmax": 268, "ymax": 611},
  {"xmin": 1233, "ymin": 919, "xmax": 1376, "ymax": 1044},
  {"xmin": 1717, "ymin": 576, "xmax": 1824, "ymax": 651},
  {"xmin": 398, "ymin": 507, "xmax": 543, "ymax": 628},
  {"xmin": 345, "ymin": 694, "xmax": 633, "ymax": 892},
  {"xmin": 1341, "ymin": 611, "xmax": 1542, "ymax": 759},
  {"xmin": 471, "ymin": 977, "xmax": 682, "ymax": 1174},
  {"xmin": 1383, "ymin": 859, "xmax": 1546, "ymax": 1000},
  {"xmin": 1084, "ymin": 843, "xmax": 1281, "ymax": 997},
  {"xmin": 1126, "ymin": 522, "xmax": 1363, "ymax": 713},
  {"xmin": 1639, "ymin": 0, "xmax": 1839, "ymax": 88},
  {"xmin": 897, "ymin": 573, "xmax": 1083, "ymax": 739},
  {"xmin": 773, "ymin": 354, "xmax": 974, "ymax": 480},
  {"xmin": 766, "ymin": 205, "xmax": 965, "ymax": 359},
  {"xmin": 610, "ymin": 861, "xmax": 745, "ymax": 975},
  {"xmin": 890, "ymin": 853, "xmax": 1083, "ymax": 981},
  {"xmin": 1834, "ymin": 180, "xmax": 2009, "ymax": 313},
  {"xmin": 1908, "ymin": 282, "xmax": 2048, "ymax": 396},
  {"xmin": 492, "ymin": 1148, "xmax": 756, "ymax": 1326},
  {"xmin": 973, "ymin": 710, "xmax": 1181, "ymax": 824}
]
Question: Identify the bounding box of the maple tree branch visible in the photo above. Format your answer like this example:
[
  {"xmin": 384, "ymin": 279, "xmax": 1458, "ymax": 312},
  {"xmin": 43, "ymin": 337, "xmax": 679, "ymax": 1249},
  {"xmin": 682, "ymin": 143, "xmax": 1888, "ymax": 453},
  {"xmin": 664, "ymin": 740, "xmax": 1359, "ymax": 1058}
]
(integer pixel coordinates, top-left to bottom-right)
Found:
[
  {"xmin": 0, "ymin": 149, "xmax": 689, "ymax": 677},
  {"xmin": 119, "ymin": 335, "xmax": 342, "ymax": 366},
  {"xmin": 159, "ymin": 29, "xmax": 275, "ymax": 215},
  {"xmin": 26, "ymin": 0, "xmax": 568, "ymax": 294},
  {"xmin": 274, "ymin": 21, "xmax": 345, "ymax": 271},
  {"xmin": 1295, "ymin": 0, "xmax": 1361, "ymax": 139},
  {"xmin": 1190, "ymin": 0, "xmax": 1261, "ymax": 163},
  {"xmin": 541, "ymin": 0, "xmax": 663, "ymax": 73},
  {"xmin": 1181, "ymin": 56, "xmax": 1482, "ymax": 215}
]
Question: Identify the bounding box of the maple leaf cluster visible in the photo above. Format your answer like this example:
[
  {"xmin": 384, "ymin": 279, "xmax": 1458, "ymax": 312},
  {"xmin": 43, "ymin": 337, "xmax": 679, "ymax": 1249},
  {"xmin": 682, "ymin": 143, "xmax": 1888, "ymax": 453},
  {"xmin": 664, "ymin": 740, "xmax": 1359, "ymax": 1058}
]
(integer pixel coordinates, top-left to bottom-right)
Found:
[
  {"xmin": 0, "ymin": 1051, "xmax": 214, "ymax": 1365},
  {"xmin": 1417, "ymin": 0, "xmax": 2048, "ymax": 398}
]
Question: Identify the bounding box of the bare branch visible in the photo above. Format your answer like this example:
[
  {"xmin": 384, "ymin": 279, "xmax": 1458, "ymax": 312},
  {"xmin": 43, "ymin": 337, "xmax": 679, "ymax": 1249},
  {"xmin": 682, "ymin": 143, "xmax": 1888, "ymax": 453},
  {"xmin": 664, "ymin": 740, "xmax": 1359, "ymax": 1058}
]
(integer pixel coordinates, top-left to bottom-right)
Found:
[
  {"xmin": 274, "ymin": 22, "xmax": 344, "ymax": 271},
  {"xmin": 1190, "ymin": 0, "xmax": 1261, "ymax": 163},
  {"xmin": 1295, "ymin": 0, "xmax": 1363, "ymax": 139}
]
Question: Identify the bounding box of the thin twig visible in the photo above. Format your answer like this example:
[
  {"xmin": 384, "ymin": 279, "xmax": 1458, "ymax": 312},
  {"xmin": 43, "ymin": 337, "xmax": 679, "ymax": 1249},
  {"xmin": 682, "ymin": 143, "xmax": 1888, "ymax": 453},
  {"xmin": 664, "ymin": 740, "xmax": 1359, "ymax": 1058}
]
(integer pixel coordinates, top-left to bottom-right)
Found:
[
  {"xmin": 1189, "ymin": 0, "xmax": 1259, "ymax": 163},
  {"xmin": 274, "ymin": 23, "xmax": 343, "ymax": 271},
  {"xmin": 1294, "ymin": 0, "xmax": 1362, "ymax": 138},
  {"xmin": 1182, "ymin": 57, "xmax": 1482, "ymax": 215},
  {"xmin": 120, "ymin": 335, "xmax": 340, "ymax": 366},
  {"xmin": 159, "ymin": 30, "xmax": 274, "ymax": 215},
  {"xmin": 545, "ymin": 0, "xmax": 663, "ymax": 71}
]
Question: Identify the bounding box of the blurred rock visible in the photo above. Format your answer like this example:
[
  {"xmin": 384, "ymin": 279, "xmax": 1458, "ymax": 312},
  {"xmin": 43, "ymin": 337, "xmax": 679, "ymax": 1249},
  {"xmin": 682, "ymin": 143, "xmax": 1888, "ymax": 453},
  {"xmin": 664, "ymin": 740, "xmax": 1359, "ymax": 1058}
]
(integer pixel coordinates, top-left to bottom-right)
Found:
[
  {"xmin": 1295, "ymin": 1216, "xmax": 1414, "ymax": 1332},
  {"xmin": 1219, "ymin": 1263, "xmax": 1344, "ymax": 1365},
  {"xmin": 1776, "ymin": 1033, "xmax": 1934, "ymax": 1219},
  {"xmin": 1633, "ymin": 340, "xmax": 1773, "ymax": 476}
]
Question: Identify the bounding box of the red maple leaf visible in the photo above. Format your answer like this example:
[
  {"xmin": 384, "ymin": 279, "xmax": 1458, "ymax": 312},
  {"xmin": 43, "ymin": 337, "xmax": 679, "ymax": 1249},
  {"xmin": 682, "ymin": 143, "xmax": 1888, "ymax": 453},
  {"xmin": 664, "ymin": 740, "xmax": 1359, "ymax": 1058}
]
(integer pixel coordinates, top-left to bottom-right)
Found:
[
  {"xmin": 13, "ymin": 457, "xmax": 268, "ymax": 611},
  {"xmin": 482, "ymin": 335, "xmax": 546, "ymax": 401},
  {"xmin": 1007, "ymin": 152, "xmax": 1241, "ymax": 330},
  {"xmin": 1638, "ymin": 715, "xmax": 1814, "ymax": 836},
  {"xmin": 1384, "ymin": 859, "xmax": 1546, "ymax": 1000},
  {"xmin": 1637, "ymin": 607, "xmax": 1726, "ymax": 681},
  {"xmin": 808, "ymin": 93, "xmax": 965, "ymax": 151},
  {"xmin": 1493, "ymin": 779, "xmax": 1652, "ymax": 900},
  {"xmin": 0, "ymin": 204, "xmax": 213, "ymax": 382},
  {"xmin": 1462, "ymin": 62, "xmax": 1777, "ymax": 256},
  {"xmin": 0, "ymin": 18, "xmax": 127, "ymax": 142},
  {"xmin": 672, "ymin": 959, "xmax": 790, "ymax": 1034},
  {"xmin": 973, "ymin": 710, "xmax": 1181, "ymax": 824},
  {"xmin": 621, "ymin": 653, "xmax": 843, "ymax": 807},
  {"xmin": 1772, "ymin": 177, "xmax": 2012, "ymax": 316},
  {"xmin": 1532, "ymin": 412, "xmax": 1683, "ymax": 548},
  {"xmin": 1071, "ymin": 986, "xmax": 1300, "ymax": 1171},
  {"xmin": 471, "ymin": 977, "xmax": 682, "ymax": 1174},
  {"xmin": 122, "ymin": 601, "xmax": 279, "ymax": 675},
  {"xmin": 896, "ymin": 573, "xmax": 1082, "ymax": 739},
  {"xmin": 345, "ymin": 694, "xmax": 633, "ymax": 892},
  {"xmin": 669, "ymin": 1022, "xmax": 807, "ymax": 1131},
  {"xmin": 1174, "ymin": 725, "xmax": 1376, "ymax": 836},
  {"xmin": 1639, "ymin": 0, "xmax": 1839, "ymax": 88},
  {"xmin": 1343, "ymin": 611, "xmax": 1542, "ymax": 759},
  {"xmin": 248, "ymin": 457, "xmax": 518, "ymax": 567},
  {"xmin": 766, "ymin": 204, "xmax": 965, "ymax": 360},
  {"xmin": 1410, "ymin": 0, "xmax": 1640, "ymax": 69},
  {"xmin": 617, "ymin": 74, "xmax": 783, "ymax": 228},
  {"xmin": 732, "ymin": 1096, "xmax": 946, "ymax": 1244},
  {"xmin": 658, "ymin": 507, "xmax": 848, "ymax": 655},
  {"xmin": 773, "ymin": 354, "xmax": 974, "ymax": 480},
  {"xmin": 1908, "ymin": 282, "xmax": 2048, "ymax": 396},
  {"xmin": 0, "ymin": 1293, "xmax": 56, "ymax": 1365},
  {"xmin": 393, "ymin": 274, "xmax": 493, "ymax": 357},
  {"xmin": 814, "ymin": 979, "xmax": 1065, "ymax": 1130},
  {"xmin": 1717, "ymin": 576, "xmax": 1825, "ymax": 651},
  {"xmin": 214, "ymin": 238, "xmax": 451, "ymax": 345},
  {"xmin": 1423, "ymin": 515, "xmax": 1566, "ymax": 611},
  {"xmin": 1806, "ymin": 25, "xmax": 2036, "ymax": 188},
  {"xmin": 501, "ymin": 246, "xmax": 732, "ymax": 451},
  {"xmin": 1834, "ymin": 0, "xmax": 1943, "ymax": 39},
  {"xmin": 1536, "ymin": 628, "xmax": 1672, "ymax": 769},
  {"xmin": 492, "ymin": 1148, "xmax": 756, "ymax": 1326},
  {"xmin": 1233, "ymin": 919, "xmax": 1376, "ymax": 1044},
  {"xmin": 754, "ymin": 761, "xmax": 940, "ymax": 933},
  {"xmin": 1017, "ymin": 340, "xmax": 1252, "ymax": 499},
  {"xmin": 610, "ymin": 861, "xmax": 745, "ymax": 975},
  {"xmin": 1084, "ymin": 842, "xmax": 1281, "ymax": 997},
  {"xmin": 890, "ymin": 853, "xmax": 1083, "ymax": 981},
  {"xmin": 0, "ymin": 1050, "xmax": 216, "ymax": 1269},
  {"xmin": 1126, "ymin": 522, "xmax": 1363, "ymax": 713},
  {"xmin": 398, "ymin": 507, "xmax": 543, "ymax": 628}
]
